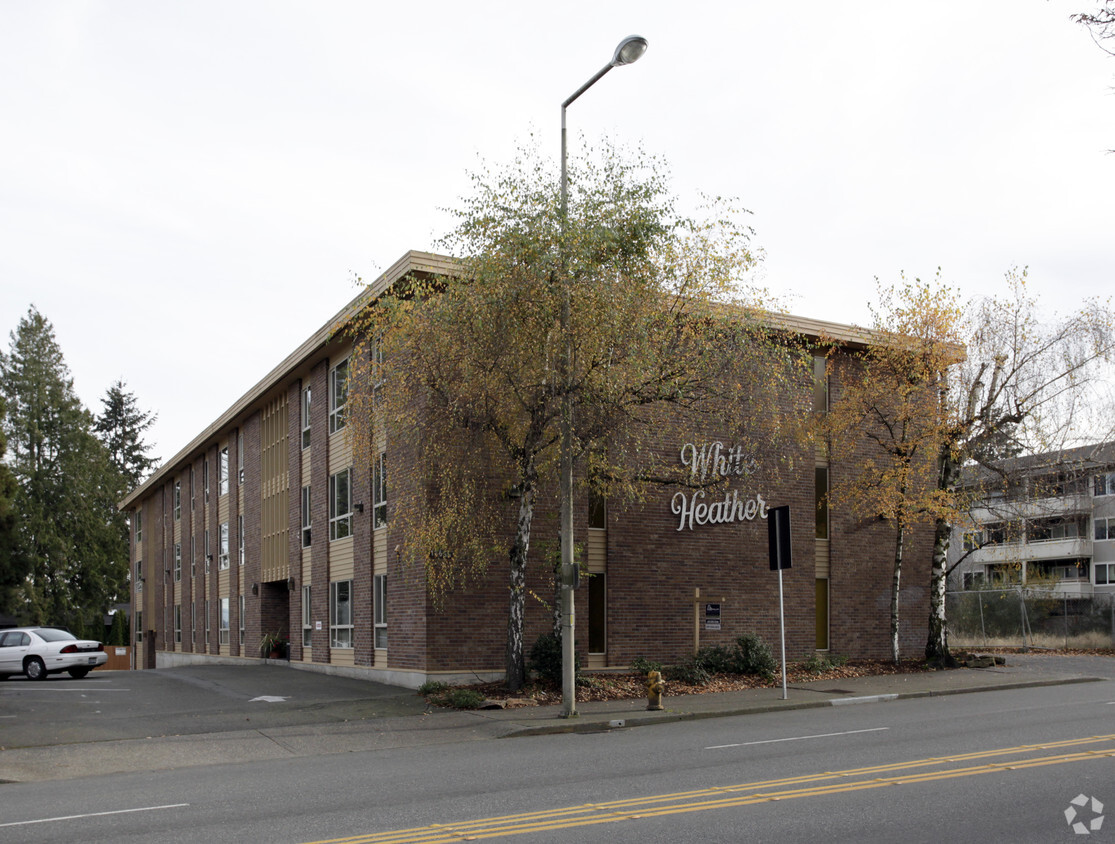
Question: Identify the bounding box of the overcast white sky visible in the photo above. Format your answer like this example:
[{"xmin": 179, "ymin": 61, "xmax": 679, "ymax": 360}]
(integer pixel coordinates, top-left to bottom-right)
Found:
[{"xmin": 2, "ymin": 1, "xmax": 1112, "ymax": 465}]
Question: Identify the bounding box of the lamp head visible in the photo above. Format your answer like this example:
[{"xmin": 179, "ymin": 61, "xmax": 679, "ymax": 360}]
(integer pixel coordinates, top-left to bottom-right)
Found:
[{"xmin": 611, "ymin": 35, "xmax": 648, "ymax": 67}]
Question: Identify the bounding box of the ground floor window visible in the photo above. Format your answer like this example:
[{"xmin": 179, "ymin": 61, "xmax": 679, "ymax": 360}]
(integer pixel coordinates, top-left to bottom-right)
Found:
[
  {"xmin": 205, "ymin": 600, "xmax": 210, "ymax": 645},
  {"xmin": 136, "ymin": 610, "xmax": 143, "ymax": 643},
  {"xmin": 239, "ymin": 595, "xmax": 245, "ymax": 646},
  {"xmin": 374, "ymin": 575, "xmax": 387, "ymax": 649},
  {"xmin": 1097, "ymin": 563, "xmax": 1115, "ymax": 585},
  {"xmin": 330, "ymin": 580, "xmax": 353, "ymax": 648},
  {"xmin": 302, "ymin": 584, "xmax": 313, "ymax": 647},
  {"xmin": 815, "ymin": 578, "xmax": 830, "ymax": 650},
  {"xmin": 219, "ymin": 598, "xmax": 230, "ymax": 645},
  {"xmin": 587, "ymin": 573, "xmax": 606, "ymax": 654},
  {"xmin": 174, "ymin": 605, "xmax": 181, "ymax": 644}
]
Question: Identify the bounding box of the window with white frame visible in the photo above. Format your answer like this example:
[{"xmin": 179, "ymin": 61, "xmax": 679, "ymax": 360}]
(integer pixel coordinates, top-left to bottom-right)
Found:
[
  {"xmin": 373, "ymin": 334, "xmax": 385, "ymax": 387},
  {"xmin": 1095, "ymin": 472, "xmax": 1115, "ymax": 497},
  {"xmin": 330, "ymin": 580, "xmax": 353, "ymax": 648},
  {"xmin": 239, "ymin": 594, "xmax": 245, "ymax": 646},
  {"xmin": 373, "ymin": 452, "xmax": 387, "ymax": 528},
  {"xmin": 329, "ymin": 468, "xmax": 351, "ymax": 541},
  {"xmin": 1097, "ymin": 563, "xmax": 1115, "ymax": 585},
  {"xmin": 1095, "ymin": 517, "xmax": 1115, "ymax": 541},
  {"xmin": 238, "ymin": 515, "xmax": 245, "ymax": 566},
  {"xmin": 204, "ymin": 458, "xmax": 210, "ymax": 503},
  {"xmin": 302, "ymin": 584, "xmax": 312, "ymax": 647},
  {"xmin": 205, "ymin": 529, "xmax": 211, "ymax": 574},
  {"xmin": 191, "ymin": 601, "xmax": 196, "ymax": 644},
  {"xmin": 190, "ymin": 466, "xmax": 195, "ymax": 512},
  {"xmin": 136, "ymin": 610, "xmax": 143, "ymax": 643},
  {"xmin": 174, "ymin": 543, "xmax": 181, "ymax": 582},
  {"xmin": 174, "ymin": 605, "xmax": 181, "ymax": 644},
  {"xmin": 301, "ymin": 386, "xmax": 312, "ymax": 449},
  {"xmin": 219, "ymin": 447, "xmax": 229, "ymax": 496},
  {"xmin": 135, "ymin": 561, "xmax": 143, "ymax": 593},
  {"xmin": 205, "ymin": 599, "xmax": 210, "ymax": 644},
  {"xmin": 135, "ymin": 508, "xmax": 143, "ymax": 544},
  {"xmin": 329, "ymin": 358, "xmax": 349, "ymax": 434},
  {"xmin": 174, "ymin": 480, "xmax": 181, "ymax": 521},
  {"xmin": 374, "ymin": 574, "xmax": 387, "ymax": 649},
  {"xmin": 190, "ymin": 535, "xmax": 196, "ymax": 577},
  {"xmin": 301, "ymin": 485, "xmax": 312, "ymax": 547},
  {"xmin": 219, "ymin": 597, "xmax": 230, "ymax": 645},
  {"xmin": 238, "ymin": 430, "xmax": 244, "ymax": 485},
  {"xmin": 219, "ymin": 521, "xmax": 230, "ymax": 569}
]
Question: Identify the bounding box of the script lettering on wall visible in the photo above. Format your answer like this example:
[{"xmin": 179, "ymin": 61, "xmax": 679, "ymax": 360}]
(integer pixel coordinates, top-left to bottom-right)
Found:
[{"xmin": 672, "ymin": 441, "xmax": 768, "ymax": 531}]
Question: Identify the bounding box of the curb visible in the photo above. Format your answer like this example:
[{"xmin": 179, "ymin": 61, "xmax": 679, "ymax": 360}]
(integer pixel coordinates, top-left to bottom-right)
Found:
[{"xmin": 498, "ymin": 676, "xmax": 1106, "ymax": 738}]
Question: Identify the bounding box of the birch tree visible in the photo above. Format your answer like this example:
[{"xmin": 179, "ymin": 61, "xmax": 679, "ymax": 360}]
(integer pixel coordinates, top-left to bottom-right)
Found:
[{"xmin": 347, "ymin": 142, "xmax": 806, "ymax": 690}]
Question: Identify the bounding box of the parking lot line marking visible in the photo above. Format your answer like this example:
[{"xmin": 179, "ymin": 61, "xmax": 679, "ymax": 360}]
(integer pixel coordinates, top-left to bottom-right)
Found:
[
  {"xmin": 0, "ymin": 803, "xmax": 189, "ymax": 828},
  {"xmin": 706, "ymin": 727, "xmax": 889, "ymax": 750}
]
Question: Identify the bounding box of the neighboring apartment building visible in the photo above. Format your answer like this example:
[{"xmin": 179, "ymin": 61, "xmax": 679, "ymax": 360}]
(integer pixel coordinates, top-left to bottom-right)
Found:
[
  {"xmin": 949, "ymin": 442, "xmax": 1115, "ymax": 595},
  {"xmin": 121, "ymin": 250, "xmax": 937, "ymax": 687}
]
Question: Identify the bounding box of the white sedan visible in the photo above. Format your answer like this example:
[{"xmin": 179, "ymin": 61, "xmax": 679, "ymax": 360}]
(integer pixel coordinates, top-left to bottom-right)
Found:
[{"xmin": 0, "ymin": 627, "xmax": 108, "ymax": 680}]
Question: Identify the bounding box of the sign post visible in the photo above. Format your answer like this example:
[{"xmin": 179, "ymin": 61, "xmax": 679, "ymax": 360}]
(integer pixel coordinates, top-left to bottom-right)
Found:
[
  {"xmin": 767, "ymin": 505, "xmax": 792, "ymax": 700},
  {"xmin": 692, "ymin": 588, "xmax": 726, "ymax": 655}
]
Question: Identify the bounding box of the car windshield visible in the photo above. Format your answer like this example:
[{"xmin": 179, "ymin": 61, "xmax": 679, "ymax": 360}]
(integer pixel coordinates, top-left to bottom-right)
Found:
[{"xmin": 35, "ymin": 628, "xmax": 77, "ymax": 642}]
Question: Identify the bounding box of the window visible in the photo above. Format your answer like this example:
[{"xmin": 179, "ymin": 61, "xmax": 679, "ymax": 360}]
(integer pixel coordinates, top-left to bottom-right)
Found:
[
  {"xmin": 589, "ymin": 489, "xmax": 606, "ymax": 530},
  {"xmin": 191, "ymin": 601, "xmax": 196, "ymax": 644},
  {"xmin": 815, "ymin": 466, "xmax": 829, "ymax": 540},
  {"xmin": 205, "ymin": 599, "xmax": 210, "ymax": 645},
  {"xmin": 190, "ymin": 466, "xmax": 195, "ymax": 512},
  {"xmin": 330, "ymin": 580, "xmax": 353, "ymax": 648},
  {"xmin": 173, "ymin": 543, "xmax": 181, "ymax": 582},
  {"xmin": 136, "ymin": 610, "xmax": 143, "ymax": 643},
  {"xmin": 219, "ymin": 598, "xmax": 230, "ymax": 645},
  {"xmin": 329, "ymin": 468, "xmax": 352, "ymax": 541},
  {"xmin": 301, "ymin": 485, "xmax": 312, "ymax": 547},
  {"xmin": 135, "ymin": 509, "xmax": 143, "ymax": 545},
  {"xmin": 174, "ymin": 605, "xmax": 181, "ymax": 644},
  {"xmin": 587, "ymin": 573, "xmax": 605, "ymax": 654},
  {"xmin": 239, "ymin": 595, "xmax": 245, "ymax": 646},
  {"xmin": 204, "ymin": 458, "xmax": 210, "ymax": 503},
  {"xmin": 135, "ymin": 561, "xmax": 143, "ymax": 593},
  {"xmin": 373, "ymin": 452, "xmax": 387, "ymax": 529},
  {"xmin": 174, "ymin": 480, "xmax": 181, "ymax": 521},
  {"xmin": 205, "ymin": 529, "xmax": 211, "ymax": 574},
  {"xmin": 1095, "ymin": 517, "xmax": 1115, "ymax": 541},
  {"xmin": 374, "ymin": 574, "xmax": 387, "ymax": 649},
  {"xmin": 302, "ymin": 585, "xmax": 312, "ymax": 648},
  {"xmin": 238, "ymin": 515, "xmax": 245, "ymax": 566},
  {"xmin": 190, "ymin": 535, "xmax": 196, "ymax": 577},
  {"xmin": 1095, "ymin": 472, "xmax": 1115, "ymax": 497},
  {"xmin": 372, "ymin": 334, "xmax": 386, "ymax": 387},
  {"xmin": 219, "ymin": 447, "xmax": 229, "ymax": 496},
  {"xmin": 329, "ymin": 358, "xmax": 349, "ymax": 434},
  {"xmin": 1097, "ymin": 563, "xmax": 1115, "ymax": 585},
  {"xmin": 238, "ymin": 430, "xmax": 244, "ymax": 485},
  {"xmin": 301, "ymin": 386, "xmax": 312, "ymax": 449},
  {"xmin": 218, "ymin": 521, "xmax": 230, "ymax": 569},
  {"xmin": 813, "ymin": 354, "xmax": 829, "ymax": 413}
]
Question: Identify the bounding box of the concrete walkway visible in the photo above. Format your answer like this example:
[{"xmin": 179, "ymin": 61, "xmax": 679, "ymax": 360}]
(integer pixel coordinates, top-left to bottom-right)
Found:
[{"xmin": 0, "ymin": 652, "xmax": 1110, "ymax": 783}]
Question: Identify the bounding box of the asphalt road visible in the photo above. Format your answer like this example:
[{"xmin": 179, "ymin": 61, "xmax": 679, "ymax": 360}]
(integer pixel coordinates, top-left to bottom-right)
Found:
[{"xmin": 0, "ymin": 660, "xmax": 1113, "ymax": 843}]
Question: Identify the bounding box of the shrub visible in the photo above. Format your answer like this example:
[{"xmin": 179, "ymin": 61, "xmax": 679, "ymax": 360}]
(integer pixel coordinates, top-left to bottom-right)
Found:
[
  {"xmin": 665, "ymin": 658, "xmax": 710, "ymax": 686},
  {"xmin": 418, "ymin": 680, "xmax": 448, "ymax": 696},
  {"xmin": 630, "ymin": 655, "xmax": 663, "ymax": 674},
  {"xmin": 801, "ymin": 651, "xmax": 846, "ymax": 674},
  {"xmin": 529, "ymin": 633, "xmax": 580, "ymax": 685},
  {"xmin": 695, "ymin": 644, "xmax": 736, "ymax": 675},
  {"xmin": 442, "ymin": 688, "xmax": 486, "ymax": 709},
  {"xmin": 733, "ymin": 633, "xmax": 777, "ymax": 678}
]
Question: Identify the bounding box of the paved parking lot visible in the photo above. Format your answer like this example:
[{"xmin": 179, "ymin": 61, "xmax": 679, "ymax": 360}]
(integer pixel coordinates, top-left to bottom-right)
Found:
[{"xmin": 0, "ymin": 663, "xmax": 429, "ymax": 750}]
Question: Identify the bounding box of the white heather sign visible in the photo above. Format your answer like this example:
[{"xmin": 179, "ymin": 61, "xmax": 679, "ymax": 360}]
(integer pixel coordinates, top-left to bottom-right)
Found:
[{"xmin": 671, "ymin": 441, "xmax": 769, "ymax": 531}]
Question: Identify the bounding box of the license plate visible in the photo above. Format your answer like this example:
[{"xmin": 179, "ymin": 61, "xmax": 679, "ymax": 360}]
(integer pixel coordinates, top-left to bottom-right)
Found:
[{"xmin": 87, "ymin": 657, "xmax": 97, "ymax": 665}]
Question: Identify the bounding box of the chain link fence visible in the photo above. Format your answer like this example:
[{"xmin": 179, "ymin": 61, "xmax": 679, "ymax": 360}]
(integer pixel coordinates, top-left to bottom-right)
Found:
[{"xmin": 946, "ymin": 588, "xmax": 1115, "ymax": 649}]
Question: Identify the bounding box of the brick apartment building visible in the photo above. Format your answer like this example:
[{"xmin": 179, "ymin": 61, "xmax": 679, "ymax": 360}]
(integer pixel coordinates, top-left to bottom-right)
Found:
[{"xmin": 120, "ymin": 250, "xmax": 933, "ymax": 687}]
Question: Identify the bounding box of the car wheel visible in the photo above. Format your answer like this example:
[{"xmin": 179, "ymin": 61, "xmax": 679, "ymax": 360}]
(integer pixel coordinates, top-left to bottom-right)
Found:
[
  {"xmin": 24, "ymin": 656, "xmax": 47, "ymax": 681},
  {"xmin": 68, "ymin": 667, "xmax": 90, "ymax": 679}
]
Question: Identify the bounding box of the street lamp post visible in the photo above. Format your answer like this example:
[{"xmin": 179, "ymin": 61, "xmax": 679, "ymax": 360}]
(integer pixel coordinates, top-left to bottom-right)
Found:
[{"xmin": 558, "ymin": 35, "xmax": 648, "ymax": 718}]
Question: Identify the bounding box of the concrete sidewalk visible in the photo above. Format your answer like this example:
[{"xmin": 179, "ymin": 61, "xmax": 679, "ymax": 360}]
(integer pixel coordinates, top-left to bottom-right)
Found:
[{"xmin": 0, "ymin": 653, "xmax": 1110, "ymax": 783}]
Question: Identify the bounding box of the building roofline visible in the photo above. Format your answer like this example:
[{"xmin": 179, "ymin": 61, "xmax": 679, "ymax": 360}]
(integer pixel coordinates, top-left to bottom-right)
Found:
[{"xmin": 118, "ymin": 250, "xmax": 926, "ymax": 509}]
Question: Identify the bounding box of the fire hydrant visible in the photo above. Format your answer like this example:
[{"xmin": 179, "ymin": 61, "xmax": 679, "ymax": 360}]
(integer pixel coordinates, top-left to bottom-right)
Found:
[{"xmin": 646, "ymin": 670, "xmax": 666, "ymax": 711}]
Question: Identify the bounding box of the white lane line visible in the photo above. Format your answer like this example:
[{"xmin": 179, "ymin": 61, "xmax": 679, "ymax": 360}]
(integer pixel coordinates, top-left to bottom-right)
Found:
[
  {"xmin": 706, "ymin": 726, "xmax": 889, "ymax": 750},
  {"xmin": 2, "ymin": 688, "xmax": 131, "ymax": 692},
  {"xmin": 0, "ymin": 803, "xmax": 189, "ymax": 828}
]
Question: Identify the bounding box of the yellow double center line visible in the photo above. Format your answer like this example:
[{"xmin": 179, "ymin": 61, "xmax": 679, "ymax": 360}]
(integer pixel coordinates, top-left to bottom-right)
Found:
[{"xmin": 306, "ymin": 733, "xmax": 1115, "ymax": 844}]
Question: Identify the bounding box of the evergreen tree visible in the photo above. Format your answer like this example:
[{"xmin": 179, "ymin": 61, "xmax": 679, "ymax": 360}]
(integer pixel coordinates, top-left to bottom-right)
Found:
[
  {"xmin": 94, "ymin": 379, "xmax": 158, "ymax": 489},
  {"xmin": 0, "ymin": 307, "xmax": 129, "ymax": 626},
  {"xmin": 0, "ymin": 396, "xmax": 26, "ymax": 614}
]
